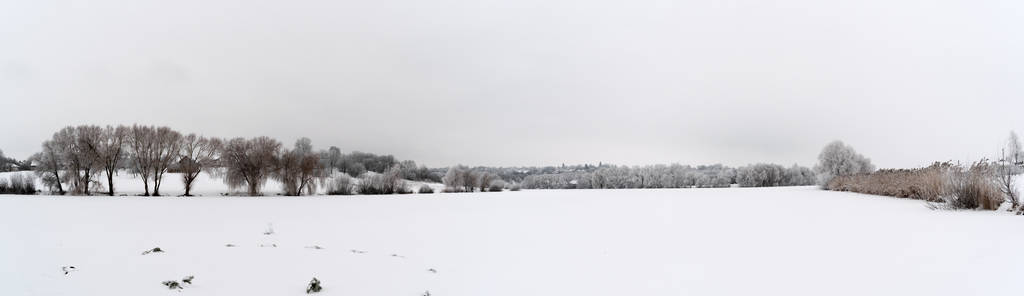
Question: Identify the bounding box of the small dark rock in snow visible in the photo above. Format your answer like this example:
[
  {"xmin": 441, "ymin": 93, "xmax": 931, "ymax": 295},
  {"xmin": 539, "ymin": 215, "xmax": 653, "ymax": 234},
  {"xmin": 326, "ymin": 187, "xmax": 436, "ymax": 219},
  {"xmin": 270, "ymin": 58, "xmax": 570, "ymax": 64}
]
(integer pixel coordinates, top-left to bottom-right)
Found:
[
  {"xmin": 423, "ymin": 291, "xmax": 431, "ymax": 296},
  {"xmin": 259, "ymin": 243, "xmax": 277, "ymax": 248},
  {"xmin": 264, "ymin": 223, "xmax": 275, "ymax": 235},
  {"xmin": 163, "ymin": 280, "xmax": 182, "ymax": 290},
  {"xmin": 141, "ymin": 247, "xmax": 164, "ymax": 255},
  {"xmin": 391, "ymin": 254, "xmax": 405, "ymax": 258},
  {"xmin": 182, "ymin": 275, "xmax": 194, "ymax": 285},
  {"xmin": 225, "ymin": 244, "xmax": 236, "ymax": 247},
  {"xmin": 61, "ymin": 266, "xmax": 76, "ymax": 275},
  {"xmin": 305, "ymin": 245, "xmax": 324, "ymax": 250},
  {"xmin": 427, "ymin": 268, "xmax": 437, "ymax": 273},
  {"xmin": 350, "ymin": 249, "xmax": 366, "ymax": 254},
  {"xmin": 306, "ymin": 277, "xmax": 322, "ymax": 294}
]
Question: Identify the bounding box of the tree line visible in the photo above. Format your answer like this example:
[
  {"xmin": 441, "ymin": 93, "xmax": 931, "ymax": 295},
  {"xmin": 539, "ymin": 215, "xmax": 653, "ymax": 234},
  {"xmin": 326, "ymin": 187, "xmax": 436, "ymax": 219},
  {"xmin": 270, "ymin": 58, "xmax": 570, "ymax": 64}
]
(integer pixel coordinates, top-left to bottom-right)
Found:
[
  {"xmin": 518, "ymin": 163, "xmax": 816, "ymax": 189},
  {"xmin": 26, "ymin": 124, "xmax": 439, "ymax": 196}
]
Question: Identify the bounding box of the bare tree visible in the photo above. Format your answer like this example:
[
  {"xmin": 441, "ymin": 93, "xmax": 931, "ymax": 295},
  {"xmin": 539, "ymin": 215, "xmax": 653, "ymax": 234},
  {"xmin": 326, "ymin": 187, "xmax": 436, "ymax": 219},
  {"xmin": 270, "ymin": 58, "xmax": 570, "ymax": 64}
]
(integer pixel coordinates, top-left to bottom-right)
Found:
[
  {"xmin": 179, "ymin": 134, "xmax": 222, "ymax": 196},
  {"xmin": 149, "ymin": 127, "xmax": 182, "ymax": 196},
  {"xmin": 32, "ymin": 139, "xmax": 67, "ymax": 194},
  {"xmin": 96, "ymin": 125, "xmax": 128, "ymax": 196},
  {"xmin": 222, "ymin": 137, "xmax": 281, "ymax": 196},
  {"xmin": 128, "ymin": 125, "xmax": 157, "ymax": 196},
  {"xmin": 69, "ymin": 126, "xmax": 103, "ymax": 195}
]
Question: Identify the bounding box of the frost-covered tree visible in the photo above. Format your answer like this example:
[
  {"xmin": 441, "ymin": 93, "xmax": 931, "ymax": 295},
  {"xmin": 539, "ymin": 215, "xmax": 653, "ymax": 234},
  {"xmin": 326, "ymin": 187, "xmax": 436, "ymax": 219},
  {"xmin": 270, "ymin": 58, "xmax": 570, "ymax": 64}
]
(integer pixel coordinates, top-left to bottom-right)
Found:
[
  {"xmin": 221, "ymin": 137, "xmax": 281, "ymax": 195},
  {"xmin": 998, "ymin": 131, "xmax": 1022, "ymax": 209},
  {"xmin": 127, "ymin": 125, "xmax": 157, "ymax": 196},
  {"xmin": 814, "ymin": 141, "xmax": 875, "ymax": 185},
  {"xmin": 443, "ymin": 165, "xmax": 471, "ymax": 192},
  {"xmin": 178, "ymin": 134, "xmax": 222, "ymax": 196},
  {"xmin": 477, "ymin": 172, "xmax": 498, "ymax": 191},
  {"xmin": 1005, "ymin": 131, "xmax": 1023, "ymax": 166},
  {"xmin": 276, "ymin": 138, "xmax": 323, "ymax": 196}
]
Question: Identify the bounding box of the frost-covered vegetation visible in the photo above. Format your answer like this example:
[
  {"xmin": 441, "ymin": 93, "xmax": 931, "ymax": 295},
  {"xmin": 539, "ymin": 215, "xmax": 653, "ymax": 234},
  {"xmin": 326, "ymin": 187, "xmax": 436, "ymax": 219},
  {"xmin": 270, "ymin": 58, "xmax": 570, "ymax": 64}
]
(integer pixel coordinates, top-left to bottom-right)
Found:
[
  {"xmin": 20, "ymin": 124, "xmax": 442, "ymax": 196},
  {"xmin": 819, "ymin": 134, "xmax": 1024, "ymax": 212},
  {"xmin": 519, "ymin": 163, "xmax": 816, "ymax": 189}
]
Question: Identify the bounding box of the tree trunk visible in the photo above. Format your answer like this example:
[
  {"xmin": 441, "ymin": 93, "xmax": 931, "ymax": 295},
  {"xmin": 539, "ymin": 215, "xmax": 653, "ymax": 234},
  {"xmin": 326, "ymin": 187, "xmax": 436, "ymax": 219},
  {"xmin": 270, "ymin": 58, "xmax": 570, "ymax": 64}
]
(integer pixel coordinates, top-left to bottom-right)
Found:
[
  {"xmin": 52, "ymin": 169, "xmax": 64, "ymax": 195},
  {"xmin": 107, "ymin": 170, "xmax": 115, "ymax": 196},
  {"xmin": 184, "ymin": 177, "xmax": 193, "ymax": 196}
]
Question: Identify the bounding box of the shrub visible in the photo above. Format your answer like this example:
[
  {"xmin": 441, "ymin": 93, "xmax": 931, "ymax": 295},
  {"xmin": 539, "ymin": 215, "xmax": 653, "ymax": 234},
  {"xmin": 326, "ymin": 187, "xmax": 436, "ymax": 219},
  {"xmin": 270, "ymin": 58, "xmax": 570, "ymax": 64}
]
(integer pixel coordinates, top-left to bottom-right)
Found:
[
  {"xmin": 418, "ymin": 185, "xmax": 434, "ymax": 194},
  {"xmin": 325, "ymin": 175, "xmax": 355, "ymax": 195},
  {"xmin": 488, "ymin": 184, "xmax": 504, "ymax": 192},
  {"xmin": 509, "ymin": 184, "xmax": 521, "ymax": 191}
]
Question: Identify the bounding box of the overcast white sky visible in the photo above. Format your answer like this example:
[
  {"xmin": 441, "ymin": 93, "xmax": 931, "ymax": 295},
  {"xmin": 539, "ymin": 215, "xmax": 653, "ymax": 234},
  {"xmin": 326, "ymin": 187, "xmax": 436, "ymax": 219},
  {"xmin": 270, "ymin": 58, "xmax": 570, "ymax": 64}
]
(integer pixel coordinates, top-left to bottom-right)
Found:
[{"xmin": 1, "ymin": 0, "xmax": 1022, "ymax": 168}]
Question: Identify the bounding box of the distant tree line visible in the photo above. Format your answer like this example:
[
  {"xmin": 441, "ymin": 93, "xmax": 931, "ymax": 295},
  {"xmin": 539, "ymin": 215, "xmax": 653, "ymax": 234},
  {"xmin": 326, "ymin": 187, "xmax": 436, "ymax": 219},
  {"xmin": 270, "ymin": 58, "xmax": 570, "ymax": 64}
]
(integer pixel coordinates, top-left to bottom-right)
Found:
[
  {"xmin": 23, "ymin": 124, "xmax": 439, "ymax": 196},
  {"xmin": 519, "ymin": 163, "xmax": 816, "ymax": 189}
]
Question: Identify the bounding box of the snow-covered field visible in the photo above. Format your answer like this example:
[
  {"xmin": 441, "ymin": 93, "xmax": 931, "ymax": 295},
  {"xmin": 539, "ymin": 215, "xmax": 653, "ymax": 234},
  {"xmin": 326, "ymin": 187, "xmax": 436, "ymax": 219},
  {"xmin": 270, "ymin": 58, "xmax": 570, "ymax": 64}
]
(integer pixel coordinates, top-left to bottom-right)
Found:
[{"xmin": 2, "ymin": 182, "xmax": 1023, "ymax": 295}]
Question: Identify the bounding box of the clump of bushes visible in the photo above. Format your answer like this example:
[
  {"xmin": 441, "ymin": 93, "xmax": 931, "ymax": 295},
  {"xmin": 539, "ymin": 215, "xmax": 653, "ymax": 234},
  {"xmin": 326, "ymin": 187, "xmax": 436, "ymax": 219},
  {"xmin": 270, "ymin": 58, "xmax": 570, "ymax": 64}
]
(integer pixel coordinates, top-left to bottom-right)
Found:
[
  {"xmin": 825, "ymin": 162, "xmax": 952, "ymax": 202},
  {"xmin": 357, "ymin": 167, "xmax": 407, "ymax": 195},
  {"xmin": 0, "ymin": 174, "xmax": 37, "ymax": 195},
  {"xmin": 417, "ymin": 185, "xmax": 434, "ymax": 194},
  {"xmin": 325, "ymin": 175, "xmax": 355, "ymax": 195},
  {"xmin": 488, "ymin": 183, "xmax": 504, "ymax": 192},
  {"xmin": 509, "ymin": 184, "xmax": 521, "ymax": 191}
]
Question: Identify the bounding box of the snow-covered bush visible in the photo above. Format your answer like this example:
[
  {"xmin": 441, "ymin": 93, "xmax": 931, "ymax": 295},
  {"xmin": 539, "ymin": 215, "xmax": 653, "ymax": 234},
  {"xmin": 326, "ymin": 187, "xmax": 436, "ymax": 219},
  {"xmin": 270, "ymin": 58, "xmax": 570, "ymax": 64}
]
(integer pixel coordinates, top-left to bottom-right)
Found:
[
  {"xmin": 357, "ymin": 166, "xmax": 406, "ymax": 195},
  {"xmin": 418, "ymin": 185, "xmax": 434, "ymax": 194},
  {"xmin": 443, "ymin": 165, "xmax": 476, "ymax": 192},
  {"xmin": 814, "ymin": 141, "xmax": 875, "ymax": 185},
  {"xmin": 326, "ymin": 175, "xmax": 355, "ymax": 195}
]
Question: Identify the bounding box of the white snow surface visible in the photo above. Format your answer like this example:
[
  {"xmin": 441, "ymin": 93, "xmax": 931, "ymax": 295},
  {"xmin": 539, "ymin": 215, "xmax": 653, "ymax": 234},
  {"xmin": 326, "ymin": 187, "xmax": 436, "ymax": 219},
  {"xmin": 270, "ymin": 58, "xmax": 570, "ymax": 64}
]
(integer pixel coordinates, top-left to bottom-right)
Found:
[{"xmin": 1, "ymin": 183, "xmax": 1023, "ymax": 295}]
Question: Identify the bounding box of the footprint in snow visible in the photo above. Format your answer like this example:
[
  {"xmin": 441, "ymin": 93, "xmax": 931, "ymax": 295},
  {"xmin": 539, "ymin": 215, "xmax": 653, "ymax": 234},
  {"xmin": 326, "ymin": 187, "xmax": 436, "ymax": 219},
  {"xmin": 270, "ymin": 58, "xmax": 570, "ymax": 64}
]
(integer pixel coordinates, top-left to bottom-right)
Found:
[{"xmin": 350, "ymin": 249, "xmax": 367, "ymax": 254}]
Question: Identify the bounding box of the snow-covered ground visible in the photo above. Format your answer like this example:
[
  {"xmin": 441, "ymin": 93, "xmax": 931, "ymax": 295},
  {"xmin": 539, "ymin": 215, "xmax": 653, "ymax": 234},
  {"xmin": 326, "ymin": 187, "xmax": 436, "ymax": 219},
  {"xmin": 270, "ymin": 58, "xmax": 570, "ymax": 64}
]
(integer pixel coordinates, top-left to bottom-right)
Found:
[{"xmin": 1, "ymin": 185, "xmax": 1023, "ymax": 296}]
